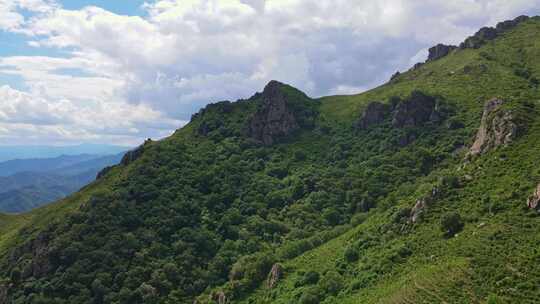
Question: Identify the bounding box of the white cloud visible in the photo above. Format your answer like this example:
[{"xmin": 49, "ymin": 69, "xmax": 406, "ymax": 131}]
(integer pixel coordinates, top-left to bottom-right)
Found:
[{"xmin": 0, "ymin": 0, "xmax": 539, "ymax": 144}]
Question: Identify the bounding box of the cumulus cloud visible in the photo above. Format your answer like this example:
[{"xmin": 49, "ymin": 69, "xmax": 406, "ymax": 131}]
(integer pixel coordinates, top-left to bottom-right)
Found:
[{"xmin": 1, "ymin": 0, "xmax": 539, "ymax": 144}]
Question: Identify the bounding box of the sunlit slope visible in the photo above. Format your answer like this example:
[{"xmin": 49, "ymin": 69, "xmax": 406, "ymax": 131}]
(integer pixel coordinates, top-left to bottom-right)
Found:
[{"xmin": 236, "ymin": 18, "xmax": 540, "ymax": 304}]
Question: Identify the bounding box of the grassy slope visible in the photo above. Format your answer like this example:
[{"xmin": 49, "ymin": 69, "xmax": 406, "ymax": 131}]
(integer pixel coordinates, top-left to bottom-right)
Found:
[{"xmin": 237, "ymin": 18, "xmax": 540, "ymax": 304}]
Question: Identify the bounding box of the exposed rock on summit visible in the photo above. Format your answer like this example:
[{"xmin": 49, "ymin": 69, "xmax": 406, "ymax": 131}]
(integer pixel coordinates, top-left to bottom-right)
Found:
[
  {"xmin": 121, "ymin": 139, "xmax": 152, "ymax": 166},
  {"xmin": 527, "ymin": 184, "xmax": 540, "ymax": 212},
  {"xmin": 356, "ymin": 101, "xmax": 391, "ymax": 130},
  {"xmin": 427, "ymin": 44, "xmax": 457, "ymax": 62},
  {"xmin": 460, "ymin": 15, "xmax": 530, "ymax": 49},
  {"xmin": 468, "ymin": 98, "xmax": 517, "ymax": 157},
  {"xmin": 247, "ymin": 81, "xmax": 301, "ymax": 145}
]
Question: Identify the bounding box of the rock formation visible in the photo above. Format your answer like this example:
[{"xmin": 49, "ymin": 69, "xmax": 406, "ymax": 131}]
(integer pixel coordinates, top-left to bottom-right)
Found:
[
  {"xmin": 460, "ymin": 15, "xmax": 530, "ymax": 49},
  {"xmin": 355, "ymin": 92, "xmax": 445, "ymax": 144},
  {"xmin": 247, "ymin": 81, "xmax": 300, "ymax": 145},
  {"xmin": 389, "ymin": 71, "xmax": 401, "ymax": 82},
  {"xmin": 121, "ymin": 139, "xmax": 152, "ymax": 166},
  {"xmin": 527, "ymin": 184, "xmax": 540, "ymax": 212},
  {"xmin": 427, "ymin": 44, "xmax": 457, "ymax": 62},
  {"xmin": 267, "ymin": 263, "xmax": 283, "ymax": 289},
  {"xmin": 211, "ymin": 291, "xmax": 227, "ymax": 304},
  {"xmin": 412, "ymin": 15, "xmax": 530, "ymax": 65},
  {"xmin": 409, "ymin": 187, "xmax": 440, "ymax": 224},
  {"xmin": 468, "ymin": 98, "xmax": 517, "ymax": 156},
  {"xmin": 356, "ymin": 101, "xmax": 391, "ymax": 130},
  {"xmin": 9, "ymin": 232, "xmax": 51, "ymax": 279},
  {"xmin": 391, "ymin": 91, "xmax": 440, "ymax": 128}
]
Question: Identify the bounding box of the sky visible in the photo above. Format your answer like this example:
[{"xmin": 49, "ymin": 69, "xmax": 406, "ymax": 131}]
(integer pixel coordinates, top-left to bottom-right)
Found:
[{"xmin": 0, "ymin": 0, "xmax": 539, "ymax": 146}]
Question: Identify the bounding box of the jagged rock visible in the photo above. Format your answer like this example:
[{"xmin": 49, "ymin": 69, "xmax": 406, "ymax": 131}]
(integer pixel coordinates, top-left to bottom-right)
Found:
[
  {"xmin": 267, "ymin": 263, "xmax": 283, "ymax": 289},
  {"xmin": 496, "ymin": 15, "xmax": 529, "ymax": 32},
  {"xmin": 527, "ymin": 184, "xmax": 540, "ymax": 212},
  {"xmin": 409, "ymin": 187, "xmax": 440, "ymax": 223},
  {"xmin": 468, "ymin": 98, "xmax": 517, "ymax": 156},
  {"xmin": 411, "ymin": 62, "xmax": 424, "ymax": 71},
  {"xmin": 390, "ymin": 71, "xmax": 401, "ymax": 81},
  {"xmin": 392, "ymin": 91, "xmax": 439, "ymax": 128},
  {"xmin": 476, "ymin": 27, "xmax": 498, "ymax": 40},
  {"xmin": 410, "ymin": 198, "xmax": 427, "ymax": 223},
  {"xmin": 121, "ymin": 139, "xmax": 151, "ymax": 166},
  {"xmin": 460, "ymin": 16, "xmax": 529, "ymax": 50},
  {"xmin": 211, "ymin": 291, "xmax": 227, "ymax": 304},
  {"xmin": 427, "ymin": 44, "xmax": 457, "ymax": 62},
  {"xmin": 356, "ymin": 101, "xmax": 391, "ymax": 130},
  {"xmin": 247, "ymin": 81, "xmax": 300, "ymax": 145}
]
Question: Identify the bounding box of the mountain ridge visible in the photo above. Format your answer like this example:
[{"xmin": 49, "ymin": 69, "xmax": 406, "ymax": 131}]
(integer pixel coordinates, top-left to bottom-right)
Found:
[{"xmin": 0, "ymin": 15, "xmax": 539, "ymax": 304}]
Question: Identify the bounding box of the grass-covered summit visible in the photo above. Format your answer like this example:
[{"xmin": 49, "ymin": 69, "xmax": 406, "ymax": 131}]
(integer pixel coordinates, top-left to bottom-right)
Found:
[{"xmin": 1, "ymin": 15, "xmax": 539, "ymax": 304}]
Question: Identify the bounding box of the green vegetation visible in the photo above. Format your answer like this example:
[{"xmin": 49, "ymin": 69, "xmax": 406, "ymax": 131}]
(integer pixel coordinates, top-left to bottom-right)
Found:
[{"xmin": 0, "ymin": 16, "xmax": 539, "ymax": 304}]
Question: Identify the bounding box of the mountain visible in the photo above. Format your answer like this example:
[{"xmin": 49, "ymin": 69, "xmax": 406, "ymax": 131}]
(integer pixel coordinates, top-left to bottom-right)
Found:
[
  {"xmin": 0, "ymin": 144, "xmax": 130, "ymax": 162},
  {"xmin": 0, "ymin": 154, "xmax": 98, "ymax": 177},
  {"xmin": 0, "ymin": 15, "xmax": 539, "ymax": 304},
  {"xmin": 0, "ymin": 153, "xmax": 124, "ymax": 213}
]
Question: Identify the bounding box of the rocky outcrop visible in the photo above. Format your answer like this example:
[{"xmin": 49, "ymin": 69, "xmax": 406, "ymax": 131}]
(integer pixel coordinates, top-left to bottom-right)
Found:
[
  {"xmin": 460, "ymin": 15, "xmax": 530, "ymax": 49},
  {"xmin": 247, "ymin": 81, "xmax": 300, "ymax": 145},
  {"xmin": 414, "ymin": 16, "xmax": 530, "ymax": 65},
  {"xmin": 390, "ymin": 71, "xmax": 401, "ymax": 82},
  {"xmin": 392, "ymin": 91, "xmax": 440, "ymax": 128},
  {"xmin": 409, "ymin": 187, "xmax": 440, "ymax": 224},
  {"xmin": 356, "ymin": 101, "xmax": 391, "ymax": 130},
  {"xmin": 121, "ymin": 139, "xmax": 152, "ymax": 166},
  {"xmin": 427, "ymin": 44, "xmax": 457, "ymax": 62},
  {"xmin": 527, "ymin": 184, "xmax": 540, "ymax": 212},
  {"xmin": 9, "ymin": 232, "xmax": 51, "ymax": 279},
  {"xmin": 266, "ymin": 263, "xmax": 283, "ymax": 289},
  {"xmin": 468, "ymin": 98, "xmax": 517, "ymax": 156},
  {"xmin": 355, "ymin": 92, "xmax": 446, "ymax": 142},
  {"xmin": 211, "ymin": 291, "xmax": 227, "ymax": 304}
]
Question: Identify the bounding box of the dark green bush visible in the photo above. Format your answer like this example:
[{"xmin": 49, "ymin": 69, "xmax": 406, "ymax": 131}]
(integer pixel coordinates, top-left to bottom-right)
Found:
[
  {"xmin": 318, "ymin": 271, "xmax": 344, "ymax": 295},
  {"xmin": 344, "ymin": 245, "xmax": 359, "ymax": 262},
  {"xmin": 440, "ymin": 212, "xmax": 464, "ymax": 237}
]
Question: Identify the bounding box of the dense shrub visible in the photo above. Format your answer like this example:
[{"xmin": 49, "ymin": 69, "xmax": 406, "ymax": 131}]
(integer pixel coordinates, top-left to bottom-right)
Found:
[
  {"xmin": 440, "ymin": 212, "xmax": 464, "ymax": 237},
  {"xmin": 318, "ymin": 271, "xmax": 344, "ymax": 295}
]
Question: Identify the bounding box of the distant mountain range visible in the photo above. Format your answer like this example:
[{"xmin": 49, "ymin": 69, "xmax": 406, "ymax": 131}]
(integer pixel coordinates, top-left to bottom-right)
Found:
[
  {"xmin": 0, "ymin": 153, "xmax": 124, "ymax": 213},
  {"xmin": 0, "ymin": 144, "xmax": 129, "ymax": 162}
]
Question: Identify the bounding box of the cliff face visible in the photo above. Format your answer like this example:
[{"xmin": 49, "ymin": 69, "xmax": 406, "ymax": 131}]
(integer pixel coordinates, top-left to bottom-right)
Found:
[
  {"xmin": 468, "ymin": 98, "xmax": 517, "ymax": 156},
  {"xmin": 527, "ymin": 184, "xmax": 540, "ymax": 212},
  {"xmin": 247, "ymin": 81, "xmax": 300, "ymax": 145},
  {"xmin": 427, "ymin": 44, "xmax": 457, "ymax": 62},
  {"xmin": 356, "ymin": 101, "xmax": 390, "ymax": 130},
  {"xmin": 391, "ymin": 91, "xmax": 440, "ymax": 128}
]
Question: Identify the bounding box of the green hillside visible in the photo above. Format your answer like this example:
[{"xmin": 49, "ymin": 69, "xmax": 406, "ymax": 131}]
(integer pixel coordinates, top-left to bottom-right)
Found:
[{"xmin": 0, "ymin": 16, "xmax": 539, "ymax": 304}]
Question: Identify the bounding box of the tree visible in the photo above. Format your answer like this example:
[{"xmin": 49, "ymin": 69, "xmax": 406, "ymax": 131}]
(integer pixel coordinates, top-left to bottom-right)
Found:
[{"xmin": 440, "ymin": 212, "xmax": 464, "ymax": 237}]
